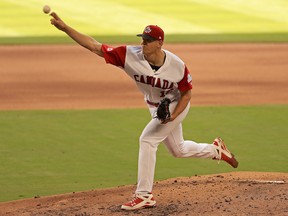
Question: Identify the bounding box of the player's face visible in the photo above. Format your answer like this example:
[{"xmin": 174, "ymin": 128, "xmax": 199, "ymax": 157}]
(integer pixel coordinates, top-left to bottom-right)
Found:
[{"xmin": 141, "ymin": 39, "xmax": 161, "ymax": 55}]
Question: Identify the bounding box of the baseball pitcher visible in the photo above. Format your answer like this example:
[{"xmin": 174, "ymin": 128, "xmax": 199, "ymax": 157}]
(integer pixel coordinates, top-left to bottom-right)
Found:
[{"xmin": 50, "ymin": 12, "xmax": 238, "ymax": 211}]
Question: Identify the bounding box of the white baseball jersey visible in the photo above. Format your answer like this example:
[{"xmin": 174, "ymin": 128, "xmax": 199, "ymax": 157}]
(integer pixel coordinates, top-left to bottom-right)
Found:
[{"xmin": 101, "ymin": 45, "xmax": 193, "ymax": 104}]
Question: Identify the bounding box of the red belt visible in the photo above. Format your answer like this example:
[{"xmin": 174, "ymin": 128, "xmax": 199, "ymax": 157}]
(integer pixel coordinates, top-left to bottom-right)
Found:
[{"xmin": 146, "ymin": 100, "xmax": 159, "ymax": 107}]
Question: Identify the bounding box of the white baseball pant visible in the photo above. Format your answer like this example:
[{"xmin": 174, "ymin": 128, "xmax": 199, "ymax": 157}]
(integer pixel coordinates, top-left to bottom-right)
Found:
[{"xmin": 136, "ymin": 102, "xmax": 218, "ymax": 194}]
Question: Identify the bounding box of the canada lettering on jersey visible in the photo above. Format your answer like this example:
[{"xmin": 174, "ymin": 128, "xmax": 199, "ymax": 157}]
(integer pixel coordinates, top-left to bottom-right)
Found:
[{"xmin": 134, "ymin": 74, "xmax": 174, "ymax": 89}]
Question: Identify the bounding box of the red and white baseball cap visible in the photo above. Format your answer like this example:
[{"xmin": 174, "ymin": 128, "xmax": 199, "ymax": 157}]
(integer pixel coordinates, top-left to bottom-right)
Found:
[{"xmin": 137, "ymin": 25, "xmax": 164, "ymax": 41}]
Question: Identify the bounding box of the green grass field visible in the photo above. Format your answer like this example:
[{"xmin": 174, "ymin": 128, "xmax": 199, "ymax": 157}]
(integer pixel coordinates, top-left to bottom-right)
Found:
[
  {"xmin": 1, "ymin": 0, "xmax": 288, "ymax": 44},
  {"xmin": 0, "ymin": 106, "xmax": 287, "ymax": 202}
]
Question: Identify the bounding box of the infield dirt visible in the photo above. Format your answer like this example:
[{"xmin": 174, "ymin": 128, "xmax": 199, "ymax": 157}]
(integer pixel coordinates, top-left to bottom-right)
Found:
[
  {"xmin": 1, "ymin": 44, "xmax": 287, "ymax": 110},
  {"xmin": 0, "ymin": 44, "xmax": 287, "ymax": 215}
]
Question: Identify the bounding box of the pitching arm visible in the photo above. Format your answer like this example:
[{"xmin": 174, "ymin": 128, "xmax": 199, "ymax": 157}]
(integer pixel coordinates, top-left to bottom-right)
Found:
[{"xmin": 50, "ymin": 12, "xmax": 103, "ymax": 57}]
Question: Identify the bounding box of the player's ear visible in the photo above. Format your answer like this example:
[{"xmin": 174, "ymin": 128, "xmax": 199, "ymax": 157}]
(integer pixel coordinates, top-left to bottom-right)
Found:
[{"xmin": 158, "ymin": 40, "xmax": 163, "ymax": 47}]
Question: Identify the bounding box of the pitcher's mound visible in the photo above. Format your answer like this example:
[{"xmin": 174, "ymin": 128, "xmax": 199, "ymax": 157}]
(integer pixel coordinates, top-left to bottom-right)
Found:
[{"xmin": 1, "ymin": 172, "xmax": 287, "ymax": 216}]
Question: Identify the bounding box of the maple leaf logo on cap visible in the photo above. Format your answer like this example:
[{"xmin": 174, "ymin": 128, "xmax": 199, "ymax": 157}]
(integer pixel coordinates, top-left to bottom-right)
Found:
[{"xmin": 144, "ymin": 26, "xmax": 152, "ymax": 33}]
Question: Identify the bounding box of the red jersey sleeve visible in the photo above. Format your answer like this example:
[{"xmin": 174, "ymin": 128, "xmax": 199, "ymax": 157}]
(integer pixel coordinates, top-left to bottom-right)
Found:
[
  {"xmin": 101, "ymin": 44, "xmax": 126, "ymax": 68},
  {"xmin": 178, "ymin": 65, "xmax": 193, "ymax": 91}
]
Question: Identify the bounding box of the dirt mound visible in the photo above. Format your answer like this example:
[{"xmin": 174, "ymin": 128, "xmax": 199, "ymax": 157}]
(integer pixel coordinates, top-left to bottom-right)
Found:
[{"xmin": 1, "ymin": 172, "xmax": 287, "ymax": 216}]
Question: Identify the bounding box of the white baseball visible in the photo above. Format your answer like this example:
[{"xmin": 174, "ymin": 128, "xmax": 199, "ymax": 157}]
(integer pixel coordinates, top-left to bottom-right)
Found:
[{"xmin": 43, "ymin": 5, "xmax": 51, "ymax": 14}]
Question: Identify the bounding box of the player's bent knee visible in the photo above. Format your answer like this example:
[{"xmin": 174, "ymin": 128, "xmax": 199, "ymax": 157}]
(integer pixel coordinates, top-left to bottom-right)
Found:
[
  {"xmin": 166, "ymin": 145, "xmax": 186, "ymax": 158},
  {"xmin": 170, "ymin": 151, "xmax": 184, "ymax": 158}
]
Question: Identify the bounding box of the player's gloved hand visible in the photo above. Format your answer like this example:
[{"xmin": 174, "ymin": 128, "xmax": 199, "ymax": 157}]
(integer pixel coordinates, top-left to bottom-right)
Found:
[{"xmin": 155, "ymin": 98, "xmax": 171, "ymax": 123}]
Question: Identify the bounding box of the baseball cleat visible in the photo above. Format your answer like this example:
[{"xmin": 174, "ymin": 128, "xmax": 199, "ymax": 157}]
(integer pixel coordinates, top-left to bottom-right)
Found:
[
  {"xmin": 121, "ymin": 193, "xmax": 156, "ymax": 211},
  {"xmin": 213, "ymin": 137, "xmax": 239, "ymax": 168}
]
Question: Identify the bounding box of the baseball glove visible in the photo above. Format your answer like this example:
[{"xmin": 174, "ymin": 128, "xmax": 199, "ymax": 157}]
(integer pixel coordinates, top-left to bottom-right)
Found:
[{"xmin": 155, "ymin": 98, "xmax": 171, "ymax": 122}]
